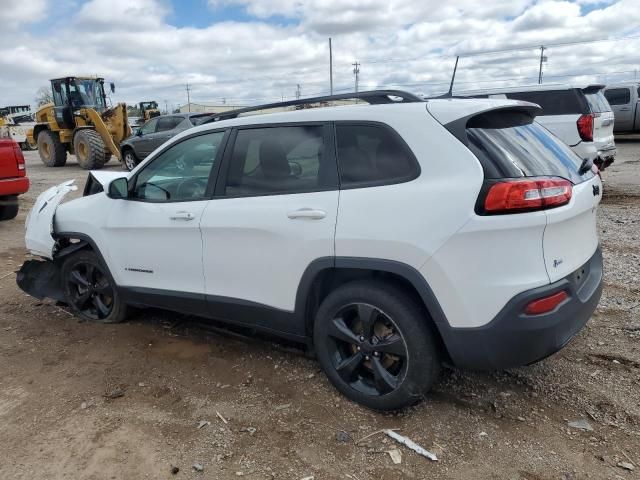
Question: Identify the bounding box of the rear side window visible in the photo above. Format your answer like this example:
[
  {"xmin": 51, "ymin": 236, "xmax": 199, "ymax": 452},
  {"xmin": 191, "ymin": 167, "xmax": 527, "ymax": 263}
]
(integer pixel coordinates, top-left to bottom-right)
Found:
[
  {"xmin": 585, "ymin": 91, "xmax": 611, "ymax": 113},
  {"xmin": 156, "ymin": 116, "xmax": 182, "ymax": 132},
  {"xmin": 504, "ymin": 90, "xmax": 587, "ymax": 116},
  {"xmin": 604, "ymin": 88, "xmax": 631, "ymax": 105},
  {"xmin": 336, "ymin": 124, "xmax": 418, "ymax": 187},
  {"xmin": 223, "ymin": 125, "xmax": 336, "ymax": 197},
  {"xmin": 466, "ymin": 111, "xmax": 593, "ymax": 184}
]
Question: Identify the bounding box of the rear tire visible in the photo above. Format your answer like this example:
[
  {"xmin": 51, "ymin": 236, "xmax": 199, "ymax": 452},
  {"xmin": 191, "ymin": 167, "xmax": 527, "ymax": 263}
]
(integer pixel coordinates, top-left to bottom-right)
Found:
[
  {"xmin": 313, "ymin": 280, "xmax": 441, "ymax": 411},
  {"xmin": 122, "ymin": 149, "xmax": 139, "ymax": 171},
  {"xmin": 0, "ymin": 195, "xmax": 19, "ymax": 220},
  {"xmin": 74, "ymin": 129, "xmax": 107, "ymax": 170},
  {"xmin": 61, "ymin": 250, "xmax": 127, "ymax": 323},
  {"xmin": 37, "ymin": 130, "xmax": 67, "ymax": 167}
]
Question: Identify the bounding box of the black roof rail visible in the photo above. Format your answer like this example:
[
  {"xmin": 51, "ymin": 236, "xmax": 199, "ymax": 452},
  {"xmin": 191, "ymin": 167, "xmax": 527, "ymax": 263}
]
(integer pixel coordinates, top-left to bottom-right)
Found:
[{"xmin": 203, "ymin": 89, "xmax": 424, "ymax": 123}]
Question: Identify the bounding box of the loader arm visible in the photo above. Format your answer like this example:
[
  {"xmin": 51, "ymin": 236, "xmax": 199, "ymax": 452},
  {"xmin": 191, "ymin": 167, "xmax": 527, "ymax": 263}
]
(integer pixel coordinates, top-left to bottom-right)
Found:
[{"xmin": 81, "ymin": 104, "xmax": 131, "ymax": 161}]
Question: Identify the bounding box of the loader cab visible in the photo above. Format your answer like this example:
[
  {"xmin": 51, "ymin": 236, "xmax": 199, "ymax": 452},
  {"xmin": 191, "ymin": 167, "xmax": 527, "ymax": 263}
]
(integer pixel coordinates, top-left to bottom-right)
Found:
[
  {"xmin": 139, "ymin": 101, "xmax": 160, "ymax": 121},
  {"xmin": 50, "ymin": 77, "xmax": 108, "ymax": 129}
]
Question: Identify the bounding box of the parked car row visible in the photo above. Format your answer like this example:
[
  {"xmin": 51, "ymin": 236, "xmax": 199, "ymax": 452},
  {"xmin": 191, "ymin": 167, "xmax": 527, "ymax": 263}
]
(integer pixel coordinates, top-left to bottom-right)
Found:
[{"xmin": 18, "ymin": 90, "xmax": 603, "ymax": 410}]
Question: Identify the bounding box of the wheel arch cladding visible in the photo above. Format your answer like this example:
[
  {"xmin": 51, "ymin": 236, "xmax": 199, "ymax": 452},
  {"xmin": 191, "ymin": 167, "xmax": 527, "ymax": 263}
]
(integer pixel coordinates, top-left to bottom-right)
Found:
[{"xmin": 297, "ymin": 257, "xmax": 453, "ymax": 360}]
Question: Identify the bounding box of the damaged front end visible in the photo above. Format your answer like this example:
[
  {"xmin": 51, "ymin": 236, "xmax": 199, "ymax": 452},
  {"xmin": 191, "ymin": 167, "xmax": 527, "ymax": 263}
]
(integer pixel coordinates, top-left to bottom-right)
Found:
[{"xmin": 18, "ymin": 179, "xmax": 84, "ymax": 302}]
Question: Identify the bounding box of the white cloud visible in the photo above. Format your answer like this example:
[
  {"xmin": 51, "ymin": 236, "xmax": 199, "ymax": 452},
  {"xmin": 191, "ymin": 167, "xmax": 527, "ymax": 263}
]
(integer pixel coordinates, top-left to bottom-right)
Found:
[
  {"xmin": 0, "ymin": 0, "xmax": 639, "ymax": 109},
  {"xmin": 0, "ymin": 0, "xmax": 48, "ymax": 28}
]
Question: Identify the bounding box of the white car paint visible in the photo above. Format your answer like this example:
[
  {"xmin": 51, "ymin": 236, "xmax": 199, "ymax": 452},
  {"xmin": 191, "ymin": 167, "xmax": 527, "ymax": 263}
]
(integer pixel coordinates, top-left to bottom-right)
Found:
[{"xmin": 26, "ymin": 99, "xmax": 600, "ymax": 334}]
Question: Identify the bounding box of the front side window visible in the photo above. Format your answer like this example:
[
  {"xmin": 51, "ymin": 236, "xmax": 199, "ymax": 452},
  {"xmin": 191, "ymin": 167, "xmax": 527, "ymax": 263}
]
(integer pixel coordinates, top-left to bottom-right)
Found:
[
  {"xmin": 223, "ymin": 125, "xmax": 335, "ymax": 196},
  {"xmin": 132, "ymin": 131, "xmax": 225, "ymax": 202},
  {"xmin": 140, "ymin": 118, "xmax": 159, "ymax": 135},
  {"xmin": 335, "ymin": 124, "xmax": 418, "ymax": 187},
  {"xmin": 604, "ymin": 88, "xmax": 631, "ymax": 105}
]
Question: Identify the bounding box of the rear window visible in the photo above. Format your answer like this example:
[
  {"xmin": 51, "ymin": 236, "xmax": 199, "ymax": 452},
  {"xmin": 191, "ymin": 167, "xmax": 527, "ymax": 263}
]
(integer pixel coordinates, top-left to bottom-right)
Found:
[
  {"xmin": 585, "ymin": 91, "xmax": 611, "ymax": 113},
  {"xmin": 466, "ymin": 111, "xmax": 593, "ymax": 184},
  {"xmin": 604, "ymin": 88, "xmax": 631, "ymax": 105},
  {"xmin": 503, "ymin": 90, "xmax": 587, "ymax": 116}
]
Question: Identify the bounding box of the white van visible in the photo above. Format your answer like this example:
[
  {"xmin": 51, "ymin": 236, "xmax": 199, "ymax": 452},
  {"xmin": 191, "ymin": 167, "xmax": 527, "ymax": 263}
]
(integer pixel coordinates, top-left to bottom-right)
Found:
[
  {"xmin": 456, "ymin": 84, "xmax": 616, "ymax": 170},
  {"xmin": 604, "ymin": 82, "xmax": 640, "ymax": 133}
]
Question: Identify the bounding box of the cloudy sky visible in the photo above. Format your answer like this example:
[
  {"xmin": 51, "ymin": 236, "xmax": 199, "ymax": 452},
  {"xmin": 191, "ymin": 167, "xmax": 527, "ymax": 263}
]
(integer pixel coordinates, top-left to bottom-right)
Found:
[{"xmin": 1, "ymin": 0, "xmax": 639, "ymax": 110}]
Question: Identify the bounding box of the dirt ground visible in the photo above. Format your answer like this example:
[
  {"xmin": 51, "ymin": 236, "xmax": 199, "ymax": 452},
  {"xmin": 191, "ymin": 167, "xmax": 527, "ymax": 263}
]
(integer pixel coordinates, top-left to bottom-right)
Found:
[{"xmin": 0, "ymin": 145, "xmax": 639, "ymax": 480}]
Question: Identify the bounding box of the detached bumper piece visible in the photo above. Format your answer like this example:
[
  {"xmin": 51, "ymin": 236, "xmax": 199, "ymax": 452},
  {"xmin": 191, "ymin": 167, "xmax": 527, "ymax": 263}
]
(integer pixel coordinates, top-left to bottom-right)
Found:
[
  {"xmin": 16, "ymin": 259, "xmax": 65, "ymax": 303},
  {"xmin": 444, "ymin": 246, "xmax": 603, "ymax": 370}
]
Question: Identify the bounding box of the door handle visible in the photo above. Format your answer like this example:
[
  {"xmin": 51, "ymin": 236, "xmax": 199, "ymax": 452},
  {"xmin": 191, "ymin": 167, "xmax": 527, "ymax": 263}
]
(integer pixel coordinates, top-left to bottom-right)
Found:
[
  {"xmin": 170, "ymin": 211, "xmax": 195, "ymax": 221},
  {"xmin": 620, "ymin": 107, "xmax": 630, "ymax": 111},
  {"xmin": 287, "ymin": 208, "xmax": 326, "ymax": 220}
]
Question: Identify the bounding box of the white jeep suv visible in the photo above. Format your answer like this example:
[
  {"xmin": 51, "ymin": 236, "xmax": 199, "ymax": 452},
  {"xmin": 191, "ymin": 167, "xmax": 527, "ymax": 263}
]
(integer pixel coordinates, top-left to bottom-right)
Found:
[{"xmin": 18, "ymin": 91, "xmax": 603, "ymax": 410}]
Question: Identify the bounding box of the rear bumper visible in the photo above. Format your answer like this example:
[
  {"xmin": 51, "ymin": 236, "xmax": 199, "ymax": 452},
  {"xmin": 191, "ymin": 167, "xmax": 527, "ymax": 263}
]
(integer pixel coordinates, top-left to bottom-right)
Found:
[
  {"xmin": 0, "ymin": 176, "xmax": 29, "ymax": 196},
  {"xmin": 442, "ymin": 246, "xmax": 602, "ymax": 370}
]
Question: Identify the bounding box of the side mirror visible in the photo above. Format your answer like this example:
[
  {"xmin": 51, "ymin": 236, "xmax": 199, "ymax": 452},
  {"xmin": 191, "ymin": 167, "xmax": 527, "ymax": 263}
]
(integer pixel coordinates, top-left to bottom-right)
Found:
[
  {"xmin": 110, "ymin": 82, "xmax": 116, "ymax": 94},
  {"xmin": 108, "ymin": 177, "xmax": 129, "ymax": 199}
]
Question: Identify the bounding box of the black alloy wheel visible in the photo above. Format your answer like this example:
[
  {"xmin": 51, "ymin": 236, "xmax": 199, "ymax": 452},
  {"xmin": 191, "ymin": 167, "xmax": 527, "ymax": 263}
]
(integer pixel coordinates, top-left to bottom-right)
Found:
[
  {"xmin": 62, "ymin": 251, "xmax": 128, "ymax": 323},
  {"xmin": 314, "ymin": 280, "xmax": 441, "ymax": 410},
  {"xmin": 326, "ymin": 303, "xmax": 407, "ymax": 396}
]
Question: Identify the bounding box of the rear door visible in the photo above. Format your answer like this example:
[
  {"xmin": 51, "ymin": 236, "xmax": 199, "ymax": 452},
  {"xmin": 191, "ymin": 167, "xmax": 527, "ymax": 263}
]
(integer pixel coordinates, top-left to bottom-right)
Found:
[
  {"xmin": 604, "ymin": 87, "xmax": 633, "ymax": 131},
  {"xmin": 200, "ymin": 123, "xmax": 339, "ymax": 335}
]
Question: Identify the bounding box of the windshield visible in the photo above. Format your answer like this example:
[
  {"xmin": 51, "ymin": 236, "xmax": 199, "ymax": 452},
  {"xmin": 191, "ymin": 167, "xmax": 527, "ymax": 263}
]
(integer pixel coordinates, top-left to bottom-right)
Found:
[
  {"xmin": 585, "ymin": 91, "xmax": 611, "ymax": 113},
  {"xmin": 467, "ymin": 121, "xmax": 594, "ymax": 184},
  {"xmin": 69, "ymin": 79, "xmax": 106, "ymax": 110}
]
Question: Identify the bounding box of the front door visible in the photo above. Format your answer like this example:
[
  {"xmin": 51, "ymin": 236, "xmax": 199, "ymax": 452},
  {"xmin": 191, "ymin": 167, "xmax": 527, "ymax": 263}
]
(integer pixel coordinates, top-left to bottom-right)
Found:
[
  {"xmin": 104, "ymin": 130, "xmax": 227, "ymax": 302},
  {"xmin": 605, "ymin": 87, "xmax": 633, "ymax": 131},
  {"xmin": 200, "ymin": 124, "xmax": 339, "ymax": 335}
]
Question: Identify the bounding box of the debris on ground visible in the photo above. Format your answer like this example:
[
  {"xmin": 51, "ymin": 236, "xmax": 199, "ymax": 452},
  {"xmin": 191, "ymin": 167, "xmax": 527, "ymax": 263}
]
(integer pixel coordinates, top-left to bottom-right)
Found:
[
  {"xmin": 170, "ymin": 466, "xmax": 179, "ymax": 475},
  {"xmin": 335, "ymin": 430, "xmax": 350, "ymax": 443},
  {"xmin": 216, "ymin": 411, "xmax": 228, "ymax": 424},
  {"xmin": 197, "ymin": 420, "xmax": 210, "ymax": 429},
  {"xmin": 383, "ymin": 429, "xmax": 438, "ymax": 462},
  {"xmin": 103, "ymin": 388, "xmax": 125, "ymax": 399},
  {"xmin": 568, "ymin": 419, "xmax": 594, "ymax": 432},
  {"xmin": 617, "ymin": 461, "xmax": 635, "ymax": 471},
  {"xmin": 275, "ymin": 403, "xmax": 291, "ymax": 411},
  {"xmin": 192, "ymin": 463, "xmax": 204, "ymax": 472},
  {"xmin": 388, "ymin": 448, "xmax": 402, "ymax": 464}
]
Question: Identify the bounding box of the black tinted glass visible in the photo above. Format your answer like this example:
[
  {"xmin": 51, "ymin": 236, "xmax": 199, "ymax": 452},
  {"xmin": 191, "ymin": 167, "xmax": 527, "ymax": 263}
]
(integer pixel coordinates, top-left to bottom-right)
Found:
[
  {"xmin": 336, "ymin": 124, "xmax": 418, "ymax": 187},
  {"xmin": 505, "ymin": 90, "xmax": 586, "ymax": 115},
  {"xmin": 467, "ymin": 122, "xmax": 593, "ymax": 184},
  {"xmin": 604, "ymin": 88, "xmax": 631, "ymax": 105},
  {"xmin": 224, "ymin": 126, "xmax": 336, "ymax": 196}
]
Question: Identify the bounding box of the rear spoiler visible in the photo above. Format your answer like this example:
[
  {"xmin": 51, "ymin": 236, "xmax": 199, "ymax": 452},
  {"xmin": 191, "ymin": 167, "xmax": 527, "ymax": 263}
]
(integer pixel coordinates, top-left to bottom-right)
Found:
[{"xmin": 581, "ymin": 84, "xmax": 605, "ymax": 94}]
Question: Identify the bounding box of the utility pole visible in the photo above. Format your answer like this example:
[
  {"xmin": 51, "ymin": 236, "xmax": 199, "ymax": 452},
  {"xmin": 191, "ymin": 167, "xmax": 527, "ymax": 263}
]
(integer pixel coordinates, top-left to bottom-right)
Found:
[
  {"xmin": 164, "ymin": 99, "xmax": 168, "ymax": 114},
  {"xmin": 296, "ymin": 84, "xmax": 301, "ymax": 100},
  {"xmin": 329, "ymin": 37, "xmax": 333, "ymax": 96},
  {"xmin": 538, "ymin": 46, "xmax": 546, "ymax": 84},
  {"xmin": 352, "ymin": 61, "xmax": 360, "ymax": 95},
  {"xmin": 185, "ymin": 83, "xmax": 191, "ymax": 112}
]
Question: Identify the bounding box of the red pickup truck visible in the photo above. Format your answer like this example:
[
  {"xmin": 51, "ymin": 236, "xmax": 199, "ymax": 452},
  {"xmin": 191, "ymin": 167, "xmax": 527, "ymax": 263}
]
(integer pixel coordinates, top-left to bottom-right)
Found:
[{"xmin": 0, "ymin": 138, "xmax": 29, "ymax": 220}]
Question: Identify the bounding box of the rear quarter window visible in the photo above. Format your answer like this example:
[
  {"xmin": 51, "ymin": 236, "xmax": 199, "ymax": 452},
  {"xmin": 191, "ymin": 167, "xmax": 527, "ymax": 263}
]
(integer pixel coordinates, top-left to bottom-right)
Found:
[
  {"xmin": 585, "ymin": 91, "xmax": 611, "ymax": 113},
  {"xmin": 335, "ymin": 123, "xmax": 419, "ymax": 188},
  {"xmin": 504, "ymin": 90, "xmax": 587, "ymax": 116}
]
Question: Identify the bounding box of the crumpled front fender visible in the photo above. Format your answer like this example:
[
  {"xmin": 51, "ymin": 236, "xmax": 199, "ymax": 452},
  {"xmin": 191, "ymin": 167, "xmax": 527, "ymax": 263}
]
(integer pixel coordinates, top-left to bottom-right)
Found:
[
  {"xmin": 25, "ymin": 180, "xmax": 77, "ymax": 259},
  {"xmin": 16, "ymin": 259, "xmax": 65, "ymax": 302}
]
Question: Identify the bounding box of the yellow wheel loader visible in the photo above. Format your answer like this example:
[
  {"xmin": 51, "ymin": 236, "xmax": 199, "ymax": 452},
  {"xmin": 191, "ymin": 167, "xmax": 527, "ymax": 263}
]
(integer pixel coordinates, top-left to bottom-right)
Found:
[
  {"xmin": 28, "ymin": 77, "xmax": 131, "ymax": 170},
  {"xmin": 139, "ymin": 101, "xmax": 161, "ymax": 122}
]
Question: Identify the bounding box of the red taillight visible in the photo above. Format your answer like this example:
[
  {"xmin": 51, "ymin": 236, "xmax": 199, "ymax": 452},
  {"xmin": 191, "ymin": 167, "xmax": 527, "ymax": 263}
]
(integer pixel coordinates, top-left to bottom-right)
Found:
[
  {"xmin": 12, "ymin": 143, "xmax": 26, "ymax": 176},
  {"xmin": 483, "ymin": 177, "xmax": 572, "ymax": 214},
  {"xmin": 524, "ymin": 290, "xmax": 568, "ymax": 315},
  {"xmin": 577, "ymin": 114, "xmax": 594, "ymax": 142}
]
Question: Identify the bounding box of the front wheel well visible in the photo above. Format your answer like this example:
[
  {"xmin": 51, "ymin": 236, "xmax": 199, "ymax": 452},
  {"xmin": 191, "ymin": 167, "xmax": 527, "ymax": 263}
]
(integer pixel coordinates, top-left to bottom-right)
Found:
[{"xmin": 302, "ymin": 266, "xmax": 449, "ymax": 361}]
